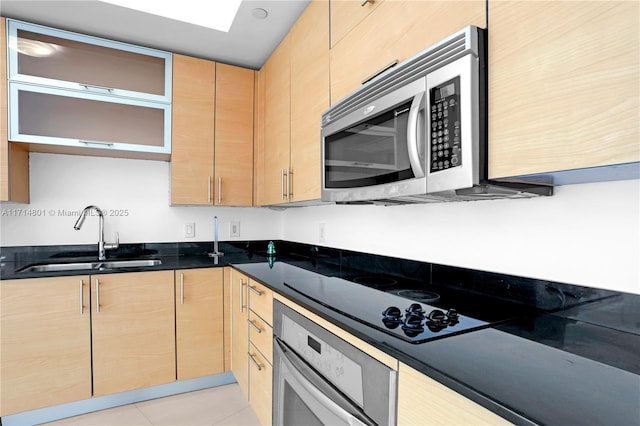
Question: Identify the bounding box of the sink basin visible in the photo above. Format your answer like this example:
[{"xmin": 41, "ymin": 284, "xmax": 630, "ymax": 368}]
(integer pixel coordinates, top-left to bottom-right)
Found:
[{"xmin": 17, "ymin": 259, "xmax": 162, "ymax": 273}]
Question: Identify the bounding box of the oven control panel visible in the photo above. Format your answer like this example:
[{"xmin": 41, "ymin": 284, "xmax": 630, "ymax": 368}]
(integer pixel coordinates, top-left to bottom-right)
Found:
[
  {"xmin": 429, "ymin": 76, "xmax": 461, "ymax": 173},
  {"xmin": 282, "ymin": 315, "xmax": 364, "ymax": 405}
]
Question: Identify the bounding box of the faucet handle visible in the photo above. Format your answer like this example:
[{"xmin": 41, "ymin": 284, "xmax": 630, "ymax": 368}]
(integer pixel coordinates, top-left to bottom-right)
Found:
[{"xmin": 105, "ymin": 232, "xmax": 120, "ymax": 251}]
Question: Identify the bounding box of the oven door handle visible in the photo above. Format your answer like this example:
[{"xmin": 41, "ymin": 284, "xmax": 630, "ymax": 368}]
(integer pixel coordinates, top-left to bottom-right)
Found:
[
  {"xmin": 407, "ymin": 90, "xmax": 426, "ymax": 179},
  {"xmin": 274, "ymin": 337, "xmax": 376, "ymax": 426}
]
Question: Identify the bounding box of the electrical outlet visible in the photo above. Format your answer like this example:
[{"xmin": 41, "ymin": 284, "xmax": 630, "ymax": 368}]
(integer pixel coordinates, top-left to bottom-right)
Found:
[
  {"xmin": 184, "ymin": 222, "xmax": 195, "ymax": 238},
  {"xmin": 230, "ymin": 221, "xmax": 240, "ymax": 237},
  {"xmin": 319, "ymin": 223, "xmax": 326, "ymax": 242}
]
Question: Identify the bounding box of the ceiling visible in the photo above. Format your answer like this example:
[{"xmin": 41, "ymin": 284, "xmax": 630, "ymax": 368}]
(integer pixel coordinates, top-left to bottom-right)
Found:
[{"xmin": 0, "ymin": 0, "xmax": 311, "ymax": 69}]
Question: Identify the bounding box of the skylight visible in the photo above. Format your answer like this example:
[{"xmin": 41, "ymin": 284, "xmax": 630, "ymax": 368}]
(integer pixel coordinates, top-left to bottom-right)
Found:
[{"xmin": 100, "ymin": 0, "xmax": 243, "ymax": 32}]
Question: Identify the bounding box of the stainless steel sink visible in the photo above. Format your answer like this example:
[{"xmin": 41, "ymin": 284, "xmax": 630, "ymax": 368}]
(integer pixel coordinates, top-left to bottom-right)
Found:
[
  {"xmin": 17, "ymin": 259, "xmax": 162, "ymax": 273},
  {"xmin": 98, "ymin": 259, "xmax": 162, "ymax": 269}
]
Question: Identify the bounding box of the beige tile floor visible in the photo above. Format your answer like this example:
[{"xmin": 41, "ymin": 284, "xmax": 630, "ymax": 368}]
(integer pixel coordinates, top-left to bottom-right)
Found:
[{"xmin": 40, "ymin": 384, "xmax": 261, "ymax": 426}]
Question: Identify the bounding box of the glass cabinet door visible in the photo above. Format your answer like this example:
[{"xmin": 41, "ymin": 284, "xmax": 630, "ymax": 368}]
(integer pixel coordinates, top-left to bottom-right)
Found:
[
  {"xmin": 9, "ymin": 83, "xmax": 171, "ymax": 155},
  {"xmin": 7, "ymin": 19, "xmax": 172, "ymax": 103}
]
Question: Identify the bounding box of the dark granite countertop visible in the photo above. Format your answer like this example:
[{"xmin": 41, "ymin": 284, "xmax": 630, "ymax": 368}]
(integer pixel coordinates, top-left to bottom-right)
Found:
[
  {"xmin": 0, "ymin": 241, "xmax": 269, "ymax": 280},
  {"xmin": 233, "ymin": 261, "xmax": 640, "ymax": 426},
  {"xmin": 2, "ymin": 241, "xmax": 638, "ymax": 425}
]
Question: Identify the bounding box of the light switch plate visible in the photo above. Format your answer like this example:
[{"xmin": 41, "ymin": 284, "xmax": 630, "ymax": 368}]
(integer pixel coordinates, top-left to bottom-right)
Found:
[
  {"xmin": 184, "ymin": 222, "xmax": 195, "ymax": 238},
  {"xmin": 230, "ymin": 221, "xmax": 240, "ymax": 237}
]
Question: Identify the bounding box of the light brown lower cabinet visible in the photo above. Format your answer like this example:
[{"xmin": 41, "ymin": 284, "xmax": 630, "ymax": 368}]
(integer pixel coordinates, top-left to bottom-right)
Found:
[
  {"xmin": 231, "ymin": 268, "xmax": 250, "ymax": 397},
  {"xmin": 230, "ymin": 268, "xmax": 274, "ymax": 426},
  {"xmin": 0, "ymin": 276, "xmax": 92, "ymax": 416},
  {"xmin": 248, "ymin": 284, "xmax": 273, "ymax": 426},
  {"xmin": 91, "ymin": 270, "xmax": 176, "ymax": 396},
  {"xmin": 248, "ymin": 342, "xmax": 272, "ymax": 426},
  {"xmin": 175, "ymin": 268, "xmax": 225, "ymax": 380},
  {"xmin": 397, "ymin": 362, "xmax": 512, "ymax": 425}
]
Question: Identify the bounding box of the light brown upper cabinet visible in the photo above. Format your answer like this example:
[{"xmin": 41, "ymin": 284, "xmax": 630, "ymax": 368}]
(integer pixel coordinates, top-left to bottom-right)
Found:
[
  {"xmin": 330, "ymin": 0, "xmax": 385, "ymax": 47},
  {"xmin": 488, "ymin": 1, "xmax": 639, "ymax": 181},
  {"xmin": 261, "ymin": 35, "xmax": 292, "ymax": 205},
  {"xmin": 259, "ymin": 0, "xmax": 329, "ymax": 205},
  {"xmin": 171, "ymin": 54, "xmax": 216, "ymax": 205},
  {"xmin": 215, "ymin": 64, "xmax": 255, "ymax": 206},
  {"xmin": 0, "ymin": 17, "xmax": 29, "ymax": 203},
  {"xmin": 171, "ymin": 56, "xmax": 255, "ymax": 206},
  {"xmin": 330, "ymin": 1, "xmax": 486, "ymax": 103},
  {"xmin": 290, "ymin": 0, "xmax": 330, "ymax": 203}
]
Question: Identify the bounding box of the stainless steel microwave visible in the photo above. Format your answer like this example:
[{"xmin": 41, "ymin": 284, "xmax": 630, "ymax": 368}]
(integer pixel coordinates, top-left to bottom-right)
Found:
[{"xmin": 321, "ymin": 26, "xmax": 551, "ymax": 204}]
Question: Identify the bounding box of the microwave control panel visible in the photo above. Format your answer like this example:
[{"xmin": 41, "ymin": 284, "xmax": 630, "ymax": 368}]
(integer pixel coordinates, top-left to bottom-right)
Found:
[{"xmin": 429, "ymin": 76, "xmax": 461, "ymax": 173}]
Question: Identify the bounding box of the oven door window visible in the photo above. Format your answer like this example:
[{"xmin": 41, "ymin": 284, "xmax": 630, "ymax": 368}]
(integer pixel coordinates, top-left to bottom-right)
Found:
[
  {"xmin": 282, "ymin": 381, "xmax": 324, "ymax": 426},
  {"xmin": 324, "ymin": 101, "xmax": 414, "ymax": 188},
  {"xmin": 274, "ymin": 340, "xmax": 374, "ymax": 426}
]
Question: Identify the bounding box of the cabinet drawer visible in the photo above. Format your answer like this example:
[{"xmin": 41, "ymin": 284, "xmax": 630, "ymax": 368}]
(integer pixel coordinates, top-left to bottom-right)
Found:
[
  {"xmin": 330, "ymin": 0, "xmax": 385, "ymax": 48},
  {"xmin": 248, "ymin": 280, "xmax": 273, "ymax": 324},
  {"xmin": 248, "ymin": 342, "xmax": 272, "ymax": 426},
  {"xmin": 249, "ymin": 310, "xmax": 273, "ymax": 365}
]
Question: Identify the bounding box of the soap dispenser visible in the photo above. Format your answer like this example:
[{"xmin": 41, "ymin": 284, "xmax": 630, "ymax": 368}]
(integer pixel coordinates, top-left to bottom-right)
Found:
[{"xmin": 266, "ymin": 241, "xmax": 276, "ymax": 268}]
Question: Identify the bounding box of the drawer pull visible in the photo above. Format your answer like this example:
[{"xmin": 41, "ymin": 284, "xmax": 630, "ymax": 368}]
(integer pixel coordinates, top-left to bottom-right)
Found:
[
  {"xmin": 360, "ymin": 0, "xmax": 374, "ymax": 6},
  {"xmin": 248, "ymin": 284, "xmax": 264, "ymax": 296},
  {"xmin": 248, "ymin": 352, "xmax": 264, "ymax": 371},
  {"xmin": 248, "ymin": 319, "xmax": 263, "ymax": 333}
]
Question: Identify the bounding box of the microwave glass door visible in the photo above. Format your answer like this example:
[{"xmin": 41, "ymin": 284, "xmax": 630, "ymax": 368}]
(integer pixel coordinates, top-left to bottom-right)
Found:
[{"xmin": 324, "ymin": 101, "xmax": 414, "ymax": 189}]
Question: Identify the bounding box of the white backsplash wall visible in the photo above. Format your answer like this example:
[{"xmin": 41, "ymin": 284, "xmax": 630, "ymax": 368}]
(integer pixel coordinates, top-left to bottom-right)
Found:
[
  {"xmin": 0, "ymin": 153, "xmax": 282, "ymax": 246},
  {"xmin": 1, "ymin": 153, "xmax": 638, "ymax": 295},
  {"xmin": 281, "ymin": 180, "xmax": 640, "ymax": 295}
]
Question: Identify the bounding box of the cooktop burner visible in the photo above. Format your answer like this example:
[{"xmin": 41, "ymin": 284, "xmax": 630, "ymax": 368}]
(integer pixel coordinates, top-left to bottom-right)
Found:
[{"xmin": 391, "ymin": 289, "xmax": 440, "ymax": 303}]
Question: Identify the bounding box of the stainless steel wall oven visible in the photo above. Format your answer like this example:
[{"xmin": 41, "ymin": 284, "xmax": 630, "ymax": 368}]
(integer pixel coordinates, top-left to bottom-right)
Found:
[{"xmin": 272, "ymin": 300, "xmax": 397, "ymax": 426}]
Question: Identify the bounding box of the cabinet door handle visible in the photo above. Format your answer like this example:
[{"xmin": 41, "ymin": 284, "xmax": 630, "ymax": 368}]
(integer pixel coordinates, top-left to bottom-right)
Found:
[
  {"xmin": 207, "ymin": 176, "xmax": 212, "ymax": 204},
  {"xmin": 79, "ymin": 83, "xmax": 115, "ymax": 93},
  {"xmin": 180, "ymin": 273, "xmax": 185, "ymax": 305},
  {"xmin": 288, "ymin": 168, "xmax": 293, "ymax": 199},
  {"xmin": 248, "ymin": 352, "xmax": 264, "ymax": 371},
  {"xmin": 281, "ymin": 169, "xmax": 286, "ymax": 201},
  {"xmin": 248, "ymin": 319, "xmax": 263, "ymax": 333},
  {"xmin": 360, "ymin": 0, "xmax": 373, "ymax": 6},
  {"xmin": 361, "ymin": 60, "xmax": 399, "ymax": 85},
  {"xmin": 79, "ymin": 140, "xmax": 115, "ymax": 147},
  {"xmin": 95, "ymin": 279, "xmax": 100, "ymax": 313},
  {"xmin": 79, "ymin": 279, "xmax": 84, "ymax": 316},
  {"xmin": 218, "ymin": 177, "xmax": 222, "ymax": 204},
  {"xmin": 239, "ymin": 278, "xmax": 246, "ymax": 312}
]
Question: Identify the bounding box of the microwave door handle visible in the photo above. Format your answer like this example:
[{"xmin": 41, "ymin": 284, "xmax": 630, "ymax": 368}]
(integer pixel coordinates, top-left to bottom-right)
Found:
[
  {"xmin": 407, "ymin": 91, "xmax": 426, "ymax": 178},
  {"xmin": 274, "ymin": 338, "xmax": 375, "ymax": 426}
]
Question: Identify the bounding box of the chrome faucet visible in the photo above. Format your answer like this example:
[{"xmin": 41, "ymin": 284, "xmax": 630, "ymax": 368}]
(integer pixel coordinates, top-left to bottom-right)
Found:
[
  {"xmin": 207, "ymin": 215, "xmax": 224, "ymax": 259},
  {"xmin": 74, "ymin": 205, "xmax": 119, "ymax": 260}
]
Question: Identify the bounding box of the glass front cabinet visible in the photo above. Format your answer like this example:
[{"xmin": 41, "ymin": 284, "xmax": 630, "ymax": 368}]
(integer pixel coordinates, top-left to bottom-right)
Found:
[{"xmin": 6, "ymin": 19, "xmax": 172, "ymax": 158}]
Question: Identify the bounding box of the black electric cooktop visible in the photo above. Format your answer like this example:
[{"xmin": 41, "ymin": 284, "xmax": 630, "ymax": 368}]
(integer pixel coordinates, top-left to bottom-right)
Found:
[{"xmin": 284, "ymin": 274, "xmax": 526, "ymax": 344}]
